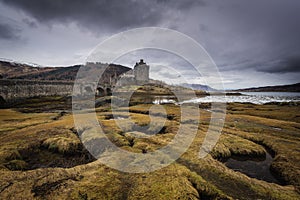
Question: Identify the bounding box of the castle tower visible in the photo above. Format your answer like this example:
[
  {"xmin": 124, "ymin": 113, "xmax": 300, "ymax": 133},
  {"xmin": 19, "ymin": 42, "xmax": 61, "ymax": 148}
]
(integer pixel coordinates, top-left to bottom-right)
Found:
[{"xmin": 134, "ymin": 59, "xmax": 149, "ymax": 84}]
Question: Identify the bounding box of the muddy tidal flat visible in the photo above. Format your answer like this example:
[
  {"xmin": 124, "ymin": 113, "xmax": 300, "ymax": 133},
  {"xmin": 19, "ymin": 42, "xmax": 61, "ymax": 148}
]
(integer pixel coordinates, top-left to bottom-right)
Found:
[{"xmin": 0, "ymin": 96, "xmax": 299, "ymax": 199}]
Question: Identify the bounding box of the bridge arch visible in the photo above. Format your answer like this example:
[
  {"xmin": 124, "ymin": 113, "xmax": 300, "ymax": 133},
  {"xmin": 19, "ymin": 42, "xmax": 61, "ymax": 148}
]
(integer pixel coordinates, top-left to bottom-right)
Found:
[
  {"xmin": 106, "ymin": 88, "xmax": 112, "ymax": 95},
  {"xmin": 96, "ymin": 87, "xmax": 106, "ymax": 96}
]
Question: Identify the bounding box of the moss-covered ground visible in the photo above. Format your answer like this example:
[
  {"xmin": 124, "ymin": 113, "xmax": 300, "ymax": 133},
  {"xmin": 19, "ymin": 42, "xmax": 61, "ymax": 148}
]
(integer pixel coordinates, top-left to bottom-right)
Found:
[{"xmin": 0, "ymin": 96, "xmax": 299, "ymax": 199}]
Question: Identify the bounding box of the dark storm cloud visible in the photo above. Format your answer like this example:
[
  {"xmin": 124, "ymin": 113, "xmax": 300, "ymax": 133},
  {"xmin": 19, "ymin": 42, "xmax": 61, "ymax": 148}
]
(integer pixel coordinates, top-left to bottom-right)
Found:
[
  {"xmin": 285, "ymin": 57, "xmax": 300, "ymax": 73},
  {"xmin": 0, "ymin": 0, "xmax": 203, "ymax": 32},
  {"xmin": 0, "ymin": 22, "xmax": 20, "ymax": 40},
  {"xmin": 0, "ymin": 0, "xmax": 299, "ymax": 86},
  {"xmin": 256, "ymin": 56, "xmax": 300, "ymax": 73},
  {"xmin": 196, "ymin": 0, "xmax": 300, "ymax": 75},
  {"xmin": 22, "ymin": 18, "xmax": 37, "ymax": 28}
]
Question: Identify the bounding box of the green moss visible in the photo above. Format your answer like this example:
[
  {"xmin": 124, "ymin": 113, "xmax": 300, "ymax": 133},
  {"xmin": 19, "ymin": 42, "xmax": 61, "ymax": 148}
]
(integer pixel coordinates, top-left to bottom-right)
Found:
[
  {"xmin": 42, "ymin": 136, "xmax": 81, "ymax": 154},
  {"xmin": 211, "ymin": 134, "xmax": 266, "ymax": 160},
  {"xmin": 0, "ymin": 102, "xmax": 299, "ymax": 199}
]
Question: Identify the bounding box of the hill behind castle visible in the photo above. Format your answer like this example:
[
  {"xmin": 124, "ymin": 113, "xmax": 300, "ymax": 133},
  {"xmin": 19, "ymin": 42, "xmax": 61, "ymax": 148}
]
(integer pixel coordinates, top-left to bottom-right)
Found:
[{"xmin": 0, "ymin": 60, "xmax": 131, "ymax": 83}]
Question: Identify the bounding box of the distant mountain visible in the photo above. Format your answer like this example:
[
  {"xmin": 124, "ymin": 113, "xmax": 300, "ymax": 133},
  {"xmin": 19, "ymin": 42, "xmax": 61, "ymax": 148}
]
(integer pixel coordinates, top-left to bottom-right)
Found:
[
  {"xmin": 181, "ymin": 83, "xmax": 216, "ymax": 91},
  {"xmin": 235, "ymin": 83, "xmax": 300, "ymax": 92},
  {"xmin": 0, "ymin": 60, "xmax": 56, "ymax": 79},
  {"xmin": 0, "ymin": 60, "xmax": 131, "ymax": 83}
]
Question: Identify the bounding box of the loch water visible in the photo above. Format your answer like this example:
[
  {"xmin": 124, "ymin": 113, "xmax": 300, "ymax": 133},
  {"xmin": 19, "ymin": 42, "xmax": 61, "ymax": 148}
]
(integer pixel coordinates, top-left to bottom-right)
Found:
[{"xmin": 154, "ymin": 92, "xmax": 300, "ymax": 105}]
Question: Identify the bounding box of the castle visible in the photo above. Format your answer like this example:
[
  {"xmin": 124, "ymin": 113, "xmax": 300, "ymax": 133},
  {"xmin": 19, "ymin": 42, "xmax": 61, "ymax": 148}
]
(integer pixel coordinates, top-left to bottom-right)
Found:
[
  {"xmin": 90, "ymin": 59, "xmax": 150, "ymax": 96},
  {"xmin": 116, "ymin": 59, "xmax": 150, "ymax": 86}
]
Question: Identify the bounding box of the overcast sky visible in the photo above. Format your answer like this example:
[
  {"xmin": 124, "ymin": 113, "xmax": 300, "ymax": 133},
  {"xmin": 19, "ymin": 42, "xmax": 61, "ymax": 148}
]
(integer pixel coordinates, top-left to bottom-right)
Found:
[{"xmin": 0, "ymin": 0, "xmax": 299, "ymax": 89}]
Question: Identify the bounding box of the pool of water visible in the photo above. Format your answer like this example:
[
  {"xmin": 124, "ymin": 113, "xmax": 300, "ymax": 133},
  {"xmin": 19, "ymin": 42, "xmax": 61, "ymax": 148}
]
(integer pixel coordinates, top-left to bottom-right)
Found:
[
  {"xmin": 224, "ymin": 151, "xmax": 285, "ymax": 185},
  {"xmin": 153, "ymin": 96, "xmax": 177, "ymax": 104}
]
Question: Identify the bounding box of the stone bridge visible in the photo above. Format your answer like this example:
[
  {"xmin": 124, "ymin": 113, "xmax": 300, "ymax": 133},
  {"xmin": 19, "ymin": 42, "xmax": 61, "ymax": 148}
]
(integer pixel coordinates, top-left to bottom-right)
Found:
[
  {"xmin": 0, "ymin": 79, "xmax": 74, "ymax": 102},
  {"xmin": 0, "ymin": 79, "xmax": 113, "ymax": 103},
  {"xmin": 0, "ymin": 79, "xmax": 116, "ymax": 101}
]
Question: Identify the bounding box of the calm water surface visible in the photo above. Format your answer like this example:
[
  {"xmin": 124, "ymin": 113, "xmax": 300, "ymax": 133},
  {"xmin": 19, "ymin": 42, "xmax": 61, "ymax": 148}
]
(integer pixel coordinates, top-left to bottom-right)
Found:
[{"xmin": 224, "ymin": 151, "xmax": 285, "ymax": 185}]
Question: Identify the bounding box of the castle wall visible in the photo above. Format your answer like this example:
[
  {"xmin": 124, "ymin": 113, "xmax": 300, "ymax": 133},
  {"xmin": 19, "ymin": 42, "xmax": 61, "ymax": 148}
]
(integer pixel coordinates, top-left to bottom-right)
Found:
[
  {"xmin": 116, "ymin": 77, "xmax": 136, "ymax": 86},
  {"xmin": 116, "ymin": 69, "xmax": 136, "ymax": 86}
]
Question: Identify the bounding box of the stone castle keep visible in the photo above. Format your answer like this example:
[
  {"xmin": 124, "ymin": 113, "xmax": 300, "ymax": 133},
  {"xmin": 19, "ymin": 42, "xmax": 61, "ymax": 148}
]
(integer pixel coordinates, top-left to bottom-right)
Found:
[
  {"xmin": 0, "ymin": 60, "xmax": 150, "ymax": 102},
  {"xmin": 117, "ymin": 59, "xmax": 150, "ymax": 86}
]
